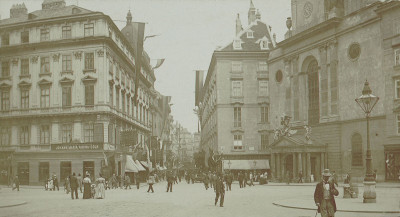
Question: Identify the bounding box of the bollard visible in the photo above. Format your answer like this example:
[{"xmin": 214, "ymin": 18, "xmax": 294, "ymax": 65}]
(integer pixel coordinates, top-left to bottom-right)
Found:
[{"xmin": 343, "ymin": 184, "xmax": 351, "ymax": 198}]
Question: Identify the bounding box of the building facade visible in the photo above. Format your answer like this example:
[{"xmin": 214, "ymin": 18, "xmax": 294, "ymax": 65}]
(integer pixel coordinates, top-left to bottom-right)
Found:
[
  {"xmin": 267, "ymin": 0, "xmax": 400, "ymax": 182},
  {"xmin": 0, "ymin": 0, "xmax": 160, "ymax": 185},
  {"xmin": 198, "ymin": 1, "xmax": 275, "ymax": 172}
]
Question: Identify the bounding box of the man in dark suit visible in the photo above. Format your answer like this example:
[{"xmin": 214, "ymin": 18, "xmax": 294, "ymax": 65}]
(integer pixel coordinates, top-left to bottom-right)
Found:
[
  {"xmin": 70, "ymin": 173, "xmax": 79, "ymax": 199},
  {"xmin": 166, "ymin": 171, "xmax": 173, "ymax": 192},
  {"xmin": 214, "ymin": 174, "xmax": 225, "ymax": 207},
  {"xmin": 314, "ymin": 169, "xmax": 339, "ymax": 217}
]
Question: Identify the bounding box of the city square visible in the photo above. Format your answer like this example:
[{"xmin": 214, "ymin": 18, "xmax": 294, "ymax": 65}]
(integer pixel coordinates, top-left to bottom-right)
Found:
[
  {"xmin": 1, "ymin": 0, "xmax": 400, "ymax": 216},
  {"xmin": 1, "ymin": 181, "xmax": 399, "ymax": 217}
]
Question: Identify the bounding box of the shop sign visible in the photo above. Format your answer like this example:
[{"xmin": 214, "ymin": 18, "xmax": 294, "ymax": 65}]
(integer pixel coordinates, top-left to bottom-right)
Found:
[{"xmin": 51, "ymin": 143, "xmax": 103, "ymax": 151}]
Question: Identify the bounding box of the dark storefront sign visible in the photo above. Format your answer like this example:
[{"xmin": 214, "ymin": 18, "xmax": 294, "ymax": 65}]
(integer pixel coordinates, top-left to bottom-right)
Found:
[
  {"xmin": 384, "ymin": 145, "xmax": 400, "ymax": 181},
  {"xmin": 51, "ymin": 143, "xmax": 103, "ymax": 151}
]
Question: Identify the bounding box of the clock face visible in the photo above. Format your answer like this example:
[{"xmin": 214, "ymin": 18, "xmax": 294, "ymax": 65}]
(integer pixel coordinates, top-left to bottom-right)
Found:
[{"xmin": 304, "ymin": 2, "xmax": 313, "ymax": 18}]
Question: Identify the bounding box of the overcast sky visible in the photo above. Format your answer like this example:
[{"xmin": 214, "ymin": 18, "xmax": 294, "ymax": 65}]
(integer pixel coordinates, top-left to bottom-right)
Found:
[{"xmin": 0, "ymin": 0, "xmax": 291, "ymax": 133}]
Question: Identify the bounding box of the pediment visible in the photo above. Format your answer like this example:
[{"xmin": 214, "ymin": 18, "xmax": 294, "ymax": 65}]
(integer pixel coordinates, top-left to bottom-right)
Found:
[
  {"xmin": 38, "ymin": 78, "xmax": 52, "ymax": 86},
  {"xmin": 0, "ymin": 83, "xmax": 12, "ymax": 89},
  {"xmin": 81, "ymin": 75, "xmax": 97, "ymax": 84},
  {"xmin": 18, "ymin": 81, "xmax": 32, "ymax": 88},
  {"xmin": 271, "ymin": 136, "xmax": 303, "ymax": 148},
  {"xmin": 59, "ymin": 77, "xmax": 74, "ymax": 85},
  {"xmin": 271, "ymin": 135, "xmax": 326, "ymax": 148}
]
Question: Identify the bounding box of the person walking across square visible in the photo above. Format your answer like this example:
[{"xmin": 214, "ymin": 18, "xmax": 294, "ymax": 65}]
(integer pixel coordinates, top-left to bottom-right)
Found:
[
  {"xmin": 70, "ymin": 173, "xmax": 79, "ymax": 199},
  {"xmin": 314, "ymin": 169, "xmax": 339, "ymax": 217},
  {"xmin": 147, "ymin": 173, "xmax": 155, "ymax": 193},
  {"xmin": 214, "ymin": 174, "xmax": 225, "ymax": 207},
  {"xmin": 166, "ymin": 171, "xmax": 173, "ymax": 192}
]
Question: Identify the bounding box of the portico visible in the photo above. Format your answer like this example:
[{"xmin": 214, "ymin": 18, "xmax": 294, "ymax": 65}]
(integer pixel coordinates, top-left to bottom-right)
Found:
[{"xmin": 269, "ymin": 135, "xmax": 327, "ymax": 182}]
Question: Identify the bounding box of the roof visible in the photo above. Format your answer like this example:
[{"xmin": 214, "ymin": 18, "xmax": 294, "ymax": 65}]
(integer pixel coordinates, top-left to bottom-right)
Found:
[
  {"xmin": 0, "ymin": 5, "xmax": 93, "ymax": 26},
  {"xmin": 219, "ymin": 20, "xmax": 274, "ymax": 52}
]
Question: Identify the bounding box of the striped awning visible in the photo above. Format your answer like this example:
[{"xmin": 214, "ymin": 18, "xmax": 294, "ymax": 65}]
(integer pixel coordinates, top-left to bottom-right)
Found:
[
  {"xmin": 140, "ymin": 161, "xmax": 149, "ymax": 168},
  {"xmin": 134, "ymin": 160, "xmax": 146, "ymax": 171},
  {"xmin": 223, "ymin": 160, "xmax": 270, "ymax": 170},
  {"xmin": 125, "ymin": 155, "xmax": 138, "ymax": 173}
]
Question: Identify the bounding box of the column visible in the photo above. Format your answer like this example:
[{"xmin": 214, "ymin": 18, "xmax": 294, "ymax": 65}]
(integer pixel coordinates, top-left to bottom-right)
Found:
[
  {"xmin": 271, "ymin": 153, "xmax": 275, "ymax": 179},
  {"xmin": 298, "ymin": 153, "xmax": 302, "ymax": 175},
  {"xmin": 281, "ymin": 155, "xmax": 285, "ymax": 182},
  {"xmin": 321, "ymin": 152, "xmax": 325, "ymax": 171},
  {"xmin": 276, "ymin": 154, "xmax": 281, "ymax": 181},
  {"xmin": 292, "ymin": 153, "xmax": 297, "ymax": 179},
  {"xmin": 307, "ymin": 153, "xmax": 311, "ymax": 183}
]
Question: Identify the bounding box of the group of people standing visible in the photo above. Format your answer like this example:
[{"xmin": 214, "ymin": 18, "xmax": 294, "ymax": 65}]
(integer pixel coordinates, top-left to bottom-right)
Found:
[{"xmin": 60, "ymin": 172, "xmax": 105, "ymax": 200}]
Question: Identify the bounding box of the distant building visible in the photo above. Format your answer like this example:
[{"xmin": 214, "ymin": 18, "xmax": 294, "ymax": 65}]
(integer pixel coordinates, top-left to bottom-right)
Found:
[
  {"xmin": 197, "ymin": 0, "xmax": 275, "ymax": 172},
  {"xmin": 0, "ymin": 0, "xmax": 162, "ymax": 185},
  {"xmin": 268, "ymin": 0, "xmax": 400, "ymax": 182}
]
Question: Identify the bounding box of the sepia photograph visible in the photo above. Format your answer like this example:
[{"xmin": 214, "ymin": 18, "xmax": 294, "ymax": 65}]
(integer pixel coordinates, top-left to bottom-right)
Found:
[{"xmin": 0, "ymin": 0, "xmax": 399, "ymax": 216}]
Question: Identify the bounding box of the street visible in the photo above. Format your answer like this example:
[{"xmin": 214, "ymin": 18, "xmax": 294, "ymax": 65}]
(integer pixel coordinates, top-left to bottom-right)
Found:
[{"xmin": 1, "ymin": 182, "xmax": 399, "ymax": 217}]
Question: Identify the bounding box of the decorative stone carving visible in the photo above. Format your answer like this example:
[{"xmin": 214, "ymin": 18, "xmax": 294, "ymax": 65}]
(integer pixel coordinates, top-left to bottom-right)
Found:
[
  {"xmin": 319, "ymin": 44, "xmax": 327, "ymax": 53},
  {"xmin": 286, "ymin": 17, "xmax": 292, "ymax": 30},
  {"xmin": 12, "ymin": 58, "xmax": 19, "ymax": 66},
  {"xmin": 273, "ymin": 114, "xmax": 297, "ymax": 141},
  {"xmin": 31, "ymin": 56, "xmax": 38, "ymax": 63},
  {"xmin": 74, "ymin": 51, "xmax": 82, "ymax": 60},
  {"xmin": 304, "ymin": 125, "xmax": 312, "ymax": 141},
  {"xmin": 97, "ymin": 49, "xmax": 104, "ymax": 57},
  {"xmin": 52, "ymin": 53, "xmax": 60, "ymax": 62}
]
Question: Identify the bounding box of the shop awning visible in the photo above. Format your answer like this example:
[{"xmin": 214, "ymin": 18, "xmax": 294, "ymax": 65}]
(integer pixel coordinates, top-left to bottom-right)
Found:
[
  {"xmin": 134, "ymin": 160, "xmax": 146, "ymax": 171},
  {"xmin": 223, "ymin": 160, "xmax": 270, "ymax": 170},
  {"xmin": 156, "ymin": 165, "xmax": 164, "ymax": 170},
  {"xmin": 125, "ymin": 155, "xmax": 139, "ymax": 173},
  {"xmin": 140, "ymin": 161, "xmax": 149, "ymax": 168}
]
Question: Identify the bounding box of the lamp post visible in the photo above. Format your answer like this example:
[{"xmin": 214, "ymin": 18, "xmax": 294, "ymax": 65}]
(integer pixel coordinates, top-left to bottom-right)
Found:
[
  {"xmin": 253, "ymin": 160, "xmax": 257, "ymax": 175},
  {"xmin": 355, "ymin": 80, "xmax": 379, "ymax": 203}
]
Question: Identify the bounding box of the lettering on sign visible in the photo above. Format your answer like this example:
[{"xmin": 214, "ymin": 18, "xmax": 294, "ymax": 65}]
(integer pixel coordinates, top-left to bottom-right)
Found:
[{"xmin": 51, "ymin": 143, "xmax": 103, "ymax": 151}]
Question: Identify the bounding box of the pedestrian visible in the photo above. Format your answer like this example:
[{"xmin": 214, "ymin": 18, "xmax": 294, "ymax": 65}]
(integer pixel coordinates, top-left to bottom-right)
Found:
[
  {"xmin": 64, "ymin": 176, "xmax": 71, "ymax": 194},
  {"xmin": 44, "ymin": 176, "xmax": 49, "ymax": 191},
  {"xmin": 125, "ymin": 174, "xmax": 131, "ymax": 189},
  {"xmin": 77, "ymin": 173, "xmax": 83, "ymax": 193},
  {"xmin": 147, "ymin": 172, "xmax": 155, "ymax": 193},
  {"xmin": 298, "ymin": 171, "xmax": 303, "ymax": 183},
  {"xmin": 190, "ymin": 172, "xmax": 195, "ymax": 184},
  {"xmin": 203, "ymin": 173, "xmax": 209, "ymax": 190},
  {"xmin": 344, "ymin": 173, "xmax": 351, "ymax": 184},
  {"xmin": 238, "ymin": 171, "xmax": 244, "ymax": 188},
  {"xmin": 286, "ymin": 171, "xmax": 291, "ymax": 185},
  {"xmin": 330, "ymin": 170, "xmax": 338, "ymax": 187},
  {"xmin": 208, "ymin": 173, "xmax": 213, "ymax": 188},
  {"xmin": 314, "ymin": 169, "xmax": 339, "ymax": 217},
  {"xmin": 83, "ymin": 174, "xmax": 92, "ymax": 199},
  {"xmin": 48, "ymin": 178, "xmax": 53, "ymax": 191},
  {"xmin": 135, "ymin": 174, "xmax": 140, "ymax": 189},
  {"xmin": 243, "ymin": 172, "xmax": 248, "ymax": 188},
  {"xmin": 96, "ymin": 173, "xmax": 106, "ymax": 199},
  {"xmin": 110, "ymin": 174, "xmax": 117, "ymax": 189},
  {"xmin": 12, "ymin": 175, "xmax": 19, "ymax": 191},
  {"xmin": 249, "ymin": 172, "xmax": 255, "ymax": 186},
  {"xmin": 166, "ymin": 171, "xmax": 173, "ymax": 192},
  {"xmin": 214, "ymin": 174, "xmax": 225, "ymax": 207},
  {"xmin": 70, "ymin": 173, "xmax": 79, "ymax": 199},
  {"xmin": 225, "ymin": 172, "xmax": 233, "ymax": 191},
  {"xmin": 53, "ymin": 175, "xmax": 59, "ymax": 191}
]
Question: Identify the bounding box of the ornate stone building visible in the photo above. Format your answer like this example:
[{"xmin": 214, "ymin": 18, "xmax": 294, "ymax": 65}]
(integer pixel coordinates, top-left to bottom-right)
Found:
[
  {"xmin": 0, "ymin": 0, "xmax": 161, "ymax": 185},
  {"xmin": 198, "ymin": 1, "xmax": 275, "ymax": 172},
  {"xmin": 268, "ymin": 0, "xmax": 400, "ymax": 182}
]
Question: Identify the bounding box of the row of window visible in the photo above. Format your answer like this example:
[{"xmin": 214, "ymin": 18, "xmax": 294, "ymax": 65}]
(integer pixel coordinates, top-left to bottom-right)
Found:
[
  {"xmin": 1, "ymin": 53, "xmax": 95, "ymax": 78},
  {"xmin": 232, "ymin": 80, "xmax": 268, "ymax": 97},
  {"xmin": 233, "ymin": 106, "xmax": 269, "ymax": 128},
  {"xmin": 1, "ymin": 23, "xmax": 94, "ymax": 46},
  {"xmin": 231, "ymin": 61, "xmax": 268, "ymax": 72},
  {"xmin": 232, "ymin": 134, "xmax": 269, "ymax": 150},
  {"xmin": 0, "ymin": 84, "xmax": 94, "ymax": 110}
]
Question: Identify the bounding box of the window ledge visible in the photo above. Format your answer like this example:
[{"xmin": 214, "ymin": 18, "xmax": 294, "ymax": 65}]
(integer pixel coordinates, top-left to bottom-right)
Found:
[
  {"xmin": 257, "ymin": 70, "xmax": 268, "ymax": 73},
  {"xmin": 83, "ymin": 69, "xmax": 96, "ymax": 74},
  {"xmin": 39, "ymin": 73, "xmax": 51, "ymax": 77},
  {"xmin": 0, "ymin": 76, "xmax": 11, "ymax": 81},
  {"xmin": 230, "ymin": 71, "xmax": 243, "ymax": 74},
  {"xmin": 394, "ymin": 65, "xmax": 400, "ymax": 71},
  {"xmin": 19, "ymin": 74, "xmax": 31, "ymax": 79},
  {"xmin": 231, "ymin": 148, "xmax": 245, "ymax": 152},
  {"xmin": 61, "ymin": 70, "xmax": 73, "ymax": 75}
]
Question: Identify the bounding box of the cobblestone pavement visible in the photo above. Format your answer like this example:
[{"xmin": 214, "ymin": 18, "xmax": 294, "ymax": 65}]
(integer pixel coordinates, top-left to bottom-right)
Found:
[{"xmin": 1, "ymin": 182, "xmax": 399, "ymax": 217}]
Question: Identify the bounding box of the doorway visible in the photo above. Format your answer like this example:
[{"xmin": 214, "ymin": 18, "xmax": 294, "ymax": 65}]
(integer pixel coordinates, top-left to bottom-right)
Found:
[
  {"xmin": 83, "ymin": 161, "xmax": 95, "ymax": 178},
  {"xmin": 18, "ymin": 162, "xmax": 29, "ymax": 185},
  {"xmin": 60, "ymin": 161, "xmax": 71, "ymax": 183},
  {"xmin": 311, "ymin": 157, "xmax": 317, "ymax": 181},
  {"xmin": 285, "ymin": 154, "xmax": 293, "ymax": 179}
]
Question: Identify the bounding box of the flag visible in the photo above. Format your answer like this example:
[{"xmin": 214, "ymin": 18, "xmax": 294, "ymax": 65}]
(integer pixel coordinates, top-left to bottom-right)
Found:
[
  {"xmin": 133, "ymin": 22, "xmax": 145, "ymax": 106},
  {"xmin": 152, "ymin": 59, "xmax": 165, "ymax": 70},
  {"xmin": 195, "ymin": 70, "xmax": 204, "ymax": 106}
]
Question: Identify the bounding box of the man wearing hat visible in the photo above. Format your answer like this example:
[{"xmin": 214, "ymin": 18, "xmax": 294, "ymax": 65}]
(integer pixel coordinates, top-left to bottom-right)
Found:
[{"xmin": 314, "ymin": 169, "xmax": 339, "ymax": 217}]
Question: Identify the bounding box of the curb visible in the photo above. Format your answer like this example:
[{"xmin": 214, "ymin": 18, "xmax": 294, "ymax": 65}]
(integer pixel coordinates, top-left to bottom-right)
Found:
[
  {"xmin": 272, "ymin": 202, "xmax": 400, "ymax": 214},
  {"xmin": 0, "ymin": 201, "xmax": 27, "ymax": 209}
]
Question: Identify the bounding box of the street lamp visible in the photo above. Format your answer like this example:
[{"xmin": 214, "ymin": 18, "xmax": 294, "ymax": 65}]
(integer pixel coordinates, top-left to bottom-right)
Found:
[{"xmin": 355, "ymin": 80, "xmax": 379, "ymax": 203}]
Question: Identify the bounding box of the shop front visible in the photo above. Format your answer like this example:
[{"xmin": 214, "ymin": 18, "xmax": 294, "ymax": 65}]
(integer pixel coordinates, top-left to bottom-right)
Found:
[{"xmin": 384, "ymin": 144, "xmax": 400, "ymax": 181}]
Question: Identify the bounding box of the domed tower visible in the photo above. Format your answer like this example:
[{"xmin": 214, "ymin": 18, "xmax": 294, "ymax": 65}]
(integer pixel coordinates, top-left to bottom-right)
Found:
[{"xmin": 127, "ymin": 10, "xmax": 132, "ymax": 24}]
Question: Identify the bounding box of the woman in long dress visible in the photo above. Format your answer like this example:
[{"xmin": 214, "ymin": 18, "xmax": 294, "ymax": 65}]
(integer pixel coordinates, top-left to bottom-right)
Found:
[
  {"xmin": 83, "ymin": 174, "xmax": 92, "ymax": 199},
  {"xmin": 96, "ymin": 174, "xmax": 105, "ymax": 199}
]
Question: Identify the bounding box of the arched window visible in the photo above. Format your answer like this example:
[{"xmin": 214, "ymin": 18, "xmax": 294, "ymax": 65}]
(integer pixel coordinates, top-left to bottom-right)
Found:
[
  {"xmin": 351, "ymin": 133, "xmax": 363, "ymax": 166},
  {"xmin": 307, "ymin": 59, "xmax": 319, "ymax": 125}
]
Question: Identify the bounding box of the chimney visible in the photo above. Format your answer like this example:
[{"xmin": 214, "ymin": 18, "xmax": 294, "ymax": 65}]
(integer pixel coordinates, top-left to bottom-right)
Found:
[
  {"xmin": 235, "ymin": 14, "xmax": 242, "ymax": 36},
  {"xmin": 10, "ymin": 3, "xmax": 27, "ymax": 18}
]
